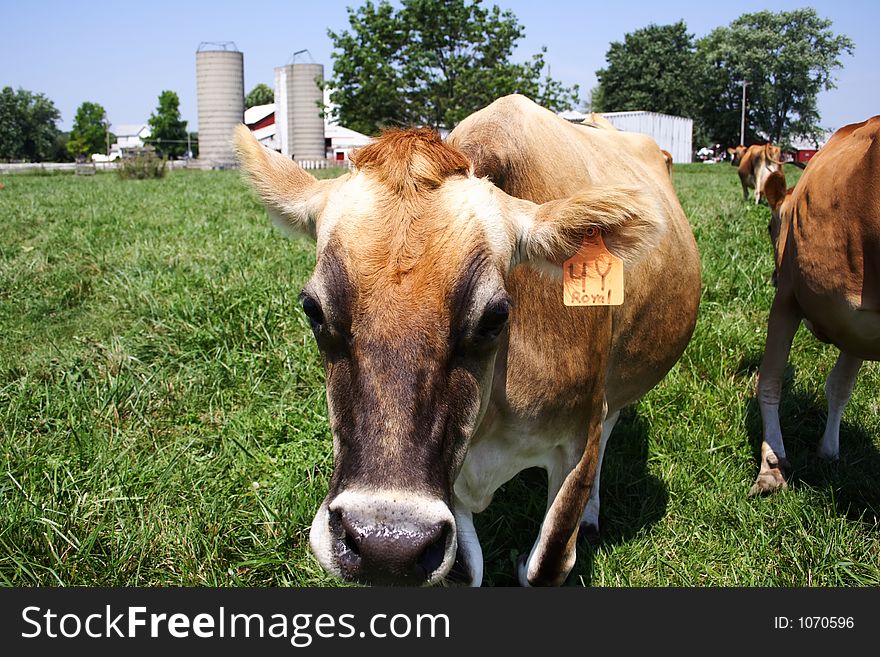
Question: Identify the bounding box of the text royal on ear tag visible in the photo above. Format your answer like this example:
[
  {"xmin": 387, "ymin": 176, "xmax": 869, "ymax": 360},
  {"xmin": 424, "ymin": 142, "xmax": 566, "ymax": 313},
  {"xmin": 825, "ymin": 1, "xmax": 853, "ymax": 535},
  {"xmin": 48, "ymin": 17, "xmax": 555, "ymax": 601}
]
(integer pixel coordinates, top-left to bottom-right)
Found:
[{"xmin": 562, "ymin": 229, "xmax": 624, "ymax": 306}]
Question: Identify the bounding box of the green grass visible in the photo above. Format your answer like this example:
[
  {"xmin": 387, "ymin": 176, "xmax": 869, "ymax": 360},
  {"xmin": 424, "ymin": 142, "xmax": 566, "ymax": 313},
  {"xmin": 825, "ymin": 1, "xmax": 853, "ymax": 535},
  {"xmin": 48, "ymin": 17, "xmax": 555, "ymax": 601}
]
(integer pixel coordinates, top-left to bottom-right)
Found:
[{"xmin": 1, "ymin": 163, "xmax": 877, "ymax": 587}]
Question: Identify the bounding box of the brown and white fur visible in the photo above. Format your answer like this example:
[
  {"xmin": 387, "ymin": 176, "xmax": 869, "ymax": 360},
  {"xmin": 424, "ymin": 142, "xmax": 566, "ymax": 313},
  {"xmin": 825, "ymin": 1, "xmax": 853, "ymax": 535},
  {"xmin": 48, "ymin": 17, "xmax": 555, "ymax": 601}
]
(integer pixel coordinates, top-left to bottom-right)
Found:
[
  {"xmin": 234, "ymin": 94, "xmax": 701, "ymax": 586},
  {"xmin": 729, "ymin": 143, "xmax": 784, "ymax": 204},
  {"xmin": 752, "ymin": 116, "xmax": 880, "ymax": 495}
]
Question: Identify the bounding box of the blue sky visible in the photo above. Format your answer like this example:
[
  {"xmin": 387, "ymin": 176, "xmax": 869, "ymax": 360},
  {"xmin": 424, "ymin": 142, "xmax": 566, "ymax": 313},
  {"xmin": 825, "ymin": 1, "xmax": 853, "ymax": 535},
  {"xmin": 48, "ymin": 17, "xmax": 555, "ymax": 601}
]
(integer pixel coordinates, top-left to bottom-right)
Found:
[{"xmin": 4, "ymin": 0, "xmax": 877, "ymax": 138}]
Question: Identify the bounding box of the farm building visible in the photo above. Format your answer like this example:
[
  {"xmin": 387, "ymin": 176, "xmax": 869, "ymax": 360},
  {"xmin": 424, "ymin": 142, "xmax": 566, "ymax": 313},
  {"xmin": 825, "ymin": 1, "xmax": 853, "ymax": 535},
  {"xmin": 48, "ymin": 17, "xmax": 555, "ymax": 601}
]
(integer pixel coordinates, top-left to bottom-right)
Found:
[
  {"xmin": 196, "ymin": 43, "xmax": 245, "ymax": 168},
  {"xmin": 599, "ymin": 111, "xmax": 694, "ymax": 163},
  {"xmin": 112, "ymin": 124, "xmax": 152, "ymax": 151},
  {"xmin": 785, "ymin": 130, "xmax": 834, "ymax": 165},
  {"xmin": 244, "ymin": 102, "xmax": 372, "ymax": 164},
  {"xmin": 244, "ymin": 103, "xmax": 277, "ymax": 149},
  {"xmin": 91, "ymin": 124, "xmax": 152, "ymax": 162},
  {"xmin": 324, "ymin": 122, "xmax": 373, "ymax": 162}
]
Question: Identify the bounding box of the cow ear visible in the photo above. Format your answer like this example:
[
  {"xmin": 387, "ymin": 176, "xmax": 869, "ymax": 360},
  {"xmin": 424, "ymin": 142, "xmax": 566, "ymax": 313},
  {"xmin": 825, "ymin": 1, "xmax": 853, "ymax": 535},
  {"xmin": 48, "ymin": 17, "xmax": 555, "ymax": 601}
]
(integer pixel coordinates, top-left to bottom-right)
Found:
[
  {"xmin": 764, "ymin": 170, "xmax": 788, "ymax": 212},
  {"xmin": 233, "ymin": 124, "xmax": 331, "ymax": 239},
  {"xmin": 512, "ymin": 185, "xmax": 666, "ymax": 276}
]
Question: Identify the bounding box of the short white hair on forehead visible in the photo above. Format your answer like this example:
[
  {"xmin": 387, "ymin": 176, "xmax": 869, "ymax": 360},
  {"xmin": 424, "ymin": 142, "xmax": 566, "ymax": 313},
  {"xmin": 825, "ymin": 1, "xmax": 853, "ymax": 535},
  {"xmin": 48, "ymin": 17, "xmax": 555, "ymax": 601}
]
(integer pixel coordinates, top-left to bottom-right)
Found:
[
  {"xmin": 440, "ymin": 175, "xmax": 516, "ymax": 268},
  {"xmin": 313, "ymin": 171, "xmax": 381, "ymax": 254}
]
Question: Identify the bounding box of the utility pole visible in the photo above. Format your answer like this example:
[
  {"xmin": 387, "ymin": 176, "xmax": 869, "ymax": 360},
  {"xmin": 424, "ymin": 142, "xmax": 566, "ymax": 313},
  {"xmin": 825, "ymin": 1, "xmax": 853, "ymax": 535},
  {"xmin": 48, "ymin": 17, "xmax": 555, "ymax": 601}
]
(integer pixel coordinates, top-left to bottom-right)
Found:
[{"xmin": 739, "ymin": 80, "xmax": 748, "ymax": 146}]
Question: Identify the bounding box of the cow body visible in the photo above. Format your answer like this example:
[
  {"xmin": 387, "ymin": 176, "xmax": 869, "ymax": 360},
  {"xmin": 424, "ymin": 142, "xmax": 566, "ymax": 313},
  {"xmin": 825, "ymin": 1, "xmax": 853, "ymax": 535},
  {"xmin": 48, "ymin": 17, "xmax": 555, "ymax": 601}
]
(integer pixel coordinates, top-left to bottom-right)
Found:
[
  {"xmin": 234, "ymin": 94, "xmax": 700, "ymax": 586},
  {"xmin": 730, "ymin": 143, "xmax": 784, "ymax": 204},
  {"xmin": 447, "ymin": 96, "xmax": 700, "ymax": 585},
  {"xmin": 752, "ymin": 116, "xmax": 880, "ymax": 495}
]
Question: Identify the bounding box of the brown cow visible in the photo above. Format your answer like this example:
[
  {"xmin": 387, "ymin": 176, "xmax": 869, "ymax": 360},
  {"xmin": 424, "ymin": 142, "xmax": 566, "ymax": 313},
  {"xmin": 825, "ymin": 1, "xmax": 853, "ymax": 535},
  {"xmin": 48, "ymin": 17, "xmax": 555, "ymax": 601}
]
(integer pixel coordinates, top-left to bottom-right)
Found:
[
  {"xmin": 751, "ymin": 116, "xmax": 880, "ymax": 495},
  {"xmin": 234, "ymin": 94, "xmax": 701, "ymax": 586},
  {"xmin": 729, "ymin": 143, "xmax": 784, "ymax": 204}
]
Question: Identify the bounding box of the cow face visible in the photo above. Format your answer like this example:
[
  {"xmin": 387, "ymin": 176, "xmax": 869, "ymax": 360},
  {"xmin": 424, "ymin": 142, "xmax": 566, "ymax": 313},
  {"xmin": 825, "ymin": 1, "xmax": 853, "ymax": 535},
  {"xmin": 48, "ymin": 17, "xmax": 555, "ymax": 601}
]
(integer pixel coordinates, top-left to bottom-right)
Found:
[{"xmin": 234, "ymin": 126, "xmax": 659, "ymax": 585}]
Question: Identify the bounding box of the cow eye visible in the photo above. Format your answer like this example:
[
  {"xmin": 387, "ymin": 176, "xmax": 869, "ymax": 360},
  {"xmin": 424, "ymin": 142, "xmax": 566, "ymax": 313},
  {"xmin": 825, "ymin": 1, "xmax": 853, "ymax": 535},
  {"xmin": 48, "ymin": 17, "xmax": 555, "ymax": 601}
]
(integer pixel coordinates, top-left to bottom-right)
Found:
[
  {"xmin": 477, "ymin": 297, "xmax": 511, "ymax": 340},
  {"xmin": 299, "ymin": 291, "xmax": 324, "ymax": 331}
]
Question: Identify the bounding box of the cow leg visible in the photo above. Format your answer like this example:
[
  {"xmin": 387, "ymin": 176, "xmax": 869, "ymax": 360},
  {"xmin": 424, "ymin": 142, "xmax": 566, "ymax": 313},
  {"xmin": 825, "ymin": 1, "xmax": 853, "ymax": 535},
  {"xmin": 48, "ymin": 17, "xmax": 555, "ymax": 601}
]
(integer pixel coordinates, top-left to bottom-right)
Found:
[
  {"xmin": 451, "ymin": 504, "xmax": 483, "ymax": 587},
  {"xmin": 579, "ymin": 409, "xmax": 620, "ymax": 542},
  {"xmin": 751, "ymin": 291, "xmax": 801, "ymax": 496},
  {"xmin": 818, "ymin": 351, "xmax": 863, "ymax": 461},
  {"xmin": 517, "ymin": 398, "xmax": 606, "ymax": 586}
]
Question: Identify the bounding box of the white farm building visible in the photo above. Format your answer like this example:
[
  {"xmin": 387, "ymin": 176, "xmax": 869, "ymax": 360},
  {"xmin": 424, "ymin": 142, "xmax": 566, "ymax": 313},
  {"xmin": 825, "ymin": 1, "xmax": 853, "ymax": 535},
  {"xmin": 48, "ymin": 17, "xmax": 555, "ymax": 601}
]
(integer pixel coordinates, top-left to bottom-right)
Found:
[
  {"xmin": 599, "ymin": 111, "xmax": 693, "ymax": 163},
  {"xmin": 560, "ymin": 109, "xmax": 694, "ymax": 163}
]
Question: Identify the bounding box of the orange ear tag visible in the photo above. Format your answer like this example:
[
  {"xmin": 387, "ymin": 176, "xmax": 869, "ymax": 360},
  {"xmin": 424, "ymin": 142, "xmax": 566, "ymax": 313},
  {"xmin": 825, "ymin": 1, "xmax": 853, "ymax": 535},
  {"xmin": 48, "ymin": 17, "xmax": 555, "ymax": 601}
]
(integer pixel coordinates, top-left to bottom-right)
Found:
[{"xmin": 562, "ymin": 229, "xmax": 624, "ymax": 306}]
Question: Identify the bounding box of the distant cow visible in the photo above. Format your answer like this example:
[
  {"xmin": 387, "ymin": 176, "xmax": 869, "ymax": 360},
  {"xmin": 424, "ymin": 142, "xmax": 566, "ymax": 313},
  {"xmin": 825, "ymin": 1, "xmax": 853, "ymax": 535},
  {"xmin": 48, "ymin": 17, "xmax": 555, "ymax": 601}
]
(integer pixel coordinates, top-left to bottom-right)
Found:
[
  {"xmin": 234, "ymin": 94, "xmax": 701, "ymax": 586},
  {"xmin": 728, "ymin": 143, "xmax": 784, "ymax": 204},
  {"xmin": 751, "ymin": 116, "xmax": 880, "ymax": 495}
]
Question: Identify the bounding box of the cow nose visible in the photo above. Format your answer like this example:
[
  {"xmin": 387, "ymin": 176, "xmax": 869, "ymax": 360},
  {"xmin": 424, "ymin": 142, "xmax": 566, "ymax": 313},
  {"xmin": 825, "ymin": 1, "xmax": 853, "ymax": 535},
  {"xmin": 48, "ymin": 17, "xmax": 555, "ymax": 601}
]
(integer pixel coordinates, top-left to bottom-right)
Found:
[{"xmin": 329, "ymin": 509, "xmax": 451, "ymax": 585}]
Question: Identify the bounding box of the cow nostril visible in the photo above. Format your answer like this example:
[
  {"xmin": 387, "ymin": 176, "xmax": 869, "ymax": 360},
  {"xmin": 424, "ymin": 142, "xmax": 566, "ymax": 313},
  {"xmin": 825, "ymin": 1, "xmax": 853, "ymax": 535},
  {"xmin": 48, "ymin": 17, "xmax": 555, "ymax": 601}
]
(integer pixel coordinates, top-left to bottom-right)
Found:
[
  {"xmin": 329, "ymin": 509, "xmax": 363, "ymax": 577},
  {"xmin": 343, "ymin": 530, "xmax": 360, "ymax": 556},
  {"xmin": 417, "ymin": 524, "xmax": 450, "ymax": 578}
]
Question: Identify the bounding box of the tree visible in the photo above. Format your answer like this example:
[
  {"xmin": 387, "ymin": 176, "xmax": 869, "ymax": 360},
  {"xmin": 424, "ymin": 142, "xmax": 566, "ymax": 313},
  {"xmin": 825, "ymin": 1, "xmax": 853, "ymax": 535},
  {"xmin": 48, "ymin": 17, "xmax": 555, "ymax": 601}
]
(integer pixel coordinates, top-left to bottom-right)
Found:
[
  {"xmin": 327, "ymin": 0, "xmax": 579, "ymax": 135},
  {"xmin": 326, "ymin": 0, "xmax": 409, "ymax": 134},
  {"xmin": 245, "ymin": 83, "xmax": 274, "ymax": 109},
  {"xmin": 593, "ymin": 21, "xmax": 699, "ymax": 118},
  {"xmin": 147, "ymin": 90, "xmax": 188, "ymax": 159},
  {"xmin": 53, "ymin": 132, "xmax": 74, "ymax": 163},
  {"xmin": 0, "ymin": 87, "xmax": 61, "ymax": 162},
  {"xmin": 696, "ymin": 8, "xmax": 853, "ymax": 146},
  {"xmin": 67, "ymin": 101, "xmax": 111, "ymax": 158}
]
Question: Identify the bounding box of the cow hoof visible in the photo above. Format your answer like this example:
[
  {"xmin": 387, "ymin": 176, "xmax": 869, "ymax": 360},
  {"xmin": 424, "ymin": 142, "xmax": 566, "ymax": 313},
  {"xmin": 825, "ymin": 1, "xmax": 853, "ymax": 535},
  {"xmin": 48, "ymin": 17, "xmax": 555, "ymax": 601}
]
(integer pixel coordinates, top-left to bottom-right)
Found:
[
  {"xmin": 578, "ymin": 522, "xmax": 600, "ymax": 547},
  {"xmin": 748, "ymin": 468, "xmax": 789, "ymax": 496}
]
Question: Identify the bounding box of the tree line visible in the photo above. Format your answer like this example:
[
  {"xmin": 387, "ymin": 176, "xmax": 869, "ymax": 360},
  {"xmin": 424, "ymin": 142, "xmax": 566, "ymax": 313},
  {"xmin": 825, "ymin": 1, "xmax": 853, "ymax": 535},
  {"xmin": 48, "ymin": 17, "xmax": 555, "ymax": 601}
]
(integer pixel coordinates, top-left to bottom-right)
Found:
[
  {"xmin": 3, "ymin": 2, "xmax": 853, "ymax": 161},
  {"xmin": 589, "ymin": 8, "xmax": 852, "ymax": 147},
  {"xmin": 326, "ymin": 3, "xmax": 852, "ymax": 148},
  {"xmin": 0, "ymin": 89, "xmax": 192, "ymax": 162}
]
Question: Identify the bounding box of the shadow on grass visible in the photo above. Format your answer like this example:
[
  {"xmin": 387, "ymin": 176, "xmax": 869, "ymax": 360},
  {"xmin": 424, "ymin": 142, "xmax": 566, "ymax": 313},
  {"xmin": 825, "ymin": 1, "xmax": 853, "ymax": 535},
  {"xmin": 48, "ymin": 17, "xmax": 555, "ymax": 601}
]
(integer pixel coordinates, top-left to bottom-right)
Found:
[
  {"xmin": 743, "ymin": 359, "xmax": 880, "ymax": 526},
  {"xmin": 476, "ymin": 407, "xmax": 668, "ymax": 586},
  {"xmin": 736, "ymin": 350, "xmax": 763, "ymax": 379}
]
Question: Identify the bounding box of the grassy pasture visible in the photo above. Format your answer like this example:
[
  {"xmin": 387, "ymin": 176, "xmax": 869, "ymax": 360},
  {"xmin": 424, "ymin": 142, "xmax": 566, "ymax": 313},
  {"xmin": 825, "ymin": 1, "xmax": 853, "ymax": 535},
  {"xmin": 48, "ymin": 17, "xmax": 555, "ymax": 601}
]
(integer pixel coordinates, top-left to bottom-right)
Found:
[{"xmin": 1, "ymin": 162, "xmax": 878, "ymax": 587}]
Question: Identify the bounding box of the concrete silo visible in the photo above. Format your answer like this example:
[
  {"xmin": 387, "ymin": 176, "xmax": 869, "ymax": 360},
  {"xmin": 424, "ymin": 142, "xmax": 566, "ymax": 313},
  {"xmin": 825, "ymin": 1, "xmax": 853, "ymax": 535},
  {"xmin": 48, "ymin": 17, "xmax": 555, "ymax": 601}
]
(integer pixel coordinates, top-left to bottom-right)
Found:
[
  {"xmin": 274, "ymin": 56, "xmax": 325, "ymax": 161},
  {"xmin": 196, "ymin": 42, "xmax": 244, "ymax": 168}
]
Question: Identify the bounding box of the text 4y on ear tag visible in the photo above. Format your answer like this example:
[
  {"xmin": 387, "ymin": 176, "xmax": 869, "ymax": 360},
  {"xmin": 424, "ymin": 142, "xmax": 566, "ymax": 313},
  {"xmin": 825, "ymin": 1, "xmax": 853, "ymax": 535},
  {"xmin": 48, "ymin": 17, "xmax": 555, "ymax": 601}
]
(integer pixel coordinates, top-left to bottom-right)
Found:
[{"xmin": 563, "ymin": 229, "xmax": 624, "ymax": 306}]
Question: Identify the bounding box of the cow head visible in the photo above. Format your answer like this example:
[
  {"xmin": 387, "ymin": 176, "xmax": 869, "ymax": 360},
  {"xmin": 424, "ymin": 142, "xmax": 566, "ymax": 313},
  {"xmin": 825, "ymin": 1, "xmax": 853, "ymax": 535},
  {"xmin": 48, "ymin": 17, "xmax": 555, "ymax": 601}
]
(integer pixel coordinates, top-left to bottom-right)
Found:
[
  {"xmin": 763, "ymin": 169, "xmax": 790, "ymax": 286},
  {"xmin": 728, "ymin": 145, "xmax": 747, "ymax": 166},
  {"xmin": 233, "ymin": 125, "xmax": 661, "ymax": 585}
]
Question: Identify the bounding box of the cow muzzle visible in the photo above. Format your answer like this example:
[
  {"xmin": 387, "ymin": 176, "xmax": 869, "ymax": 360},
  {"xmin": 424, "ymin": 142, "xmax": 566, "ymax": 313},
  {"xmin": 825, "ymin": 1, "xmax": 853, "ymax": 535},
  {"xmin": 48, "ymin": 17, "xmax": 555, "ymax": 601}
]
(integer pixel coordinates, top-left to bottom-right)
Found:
[{"xmin": 309, "ymin": 490, "xmax": 457, "ymax": 586}]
